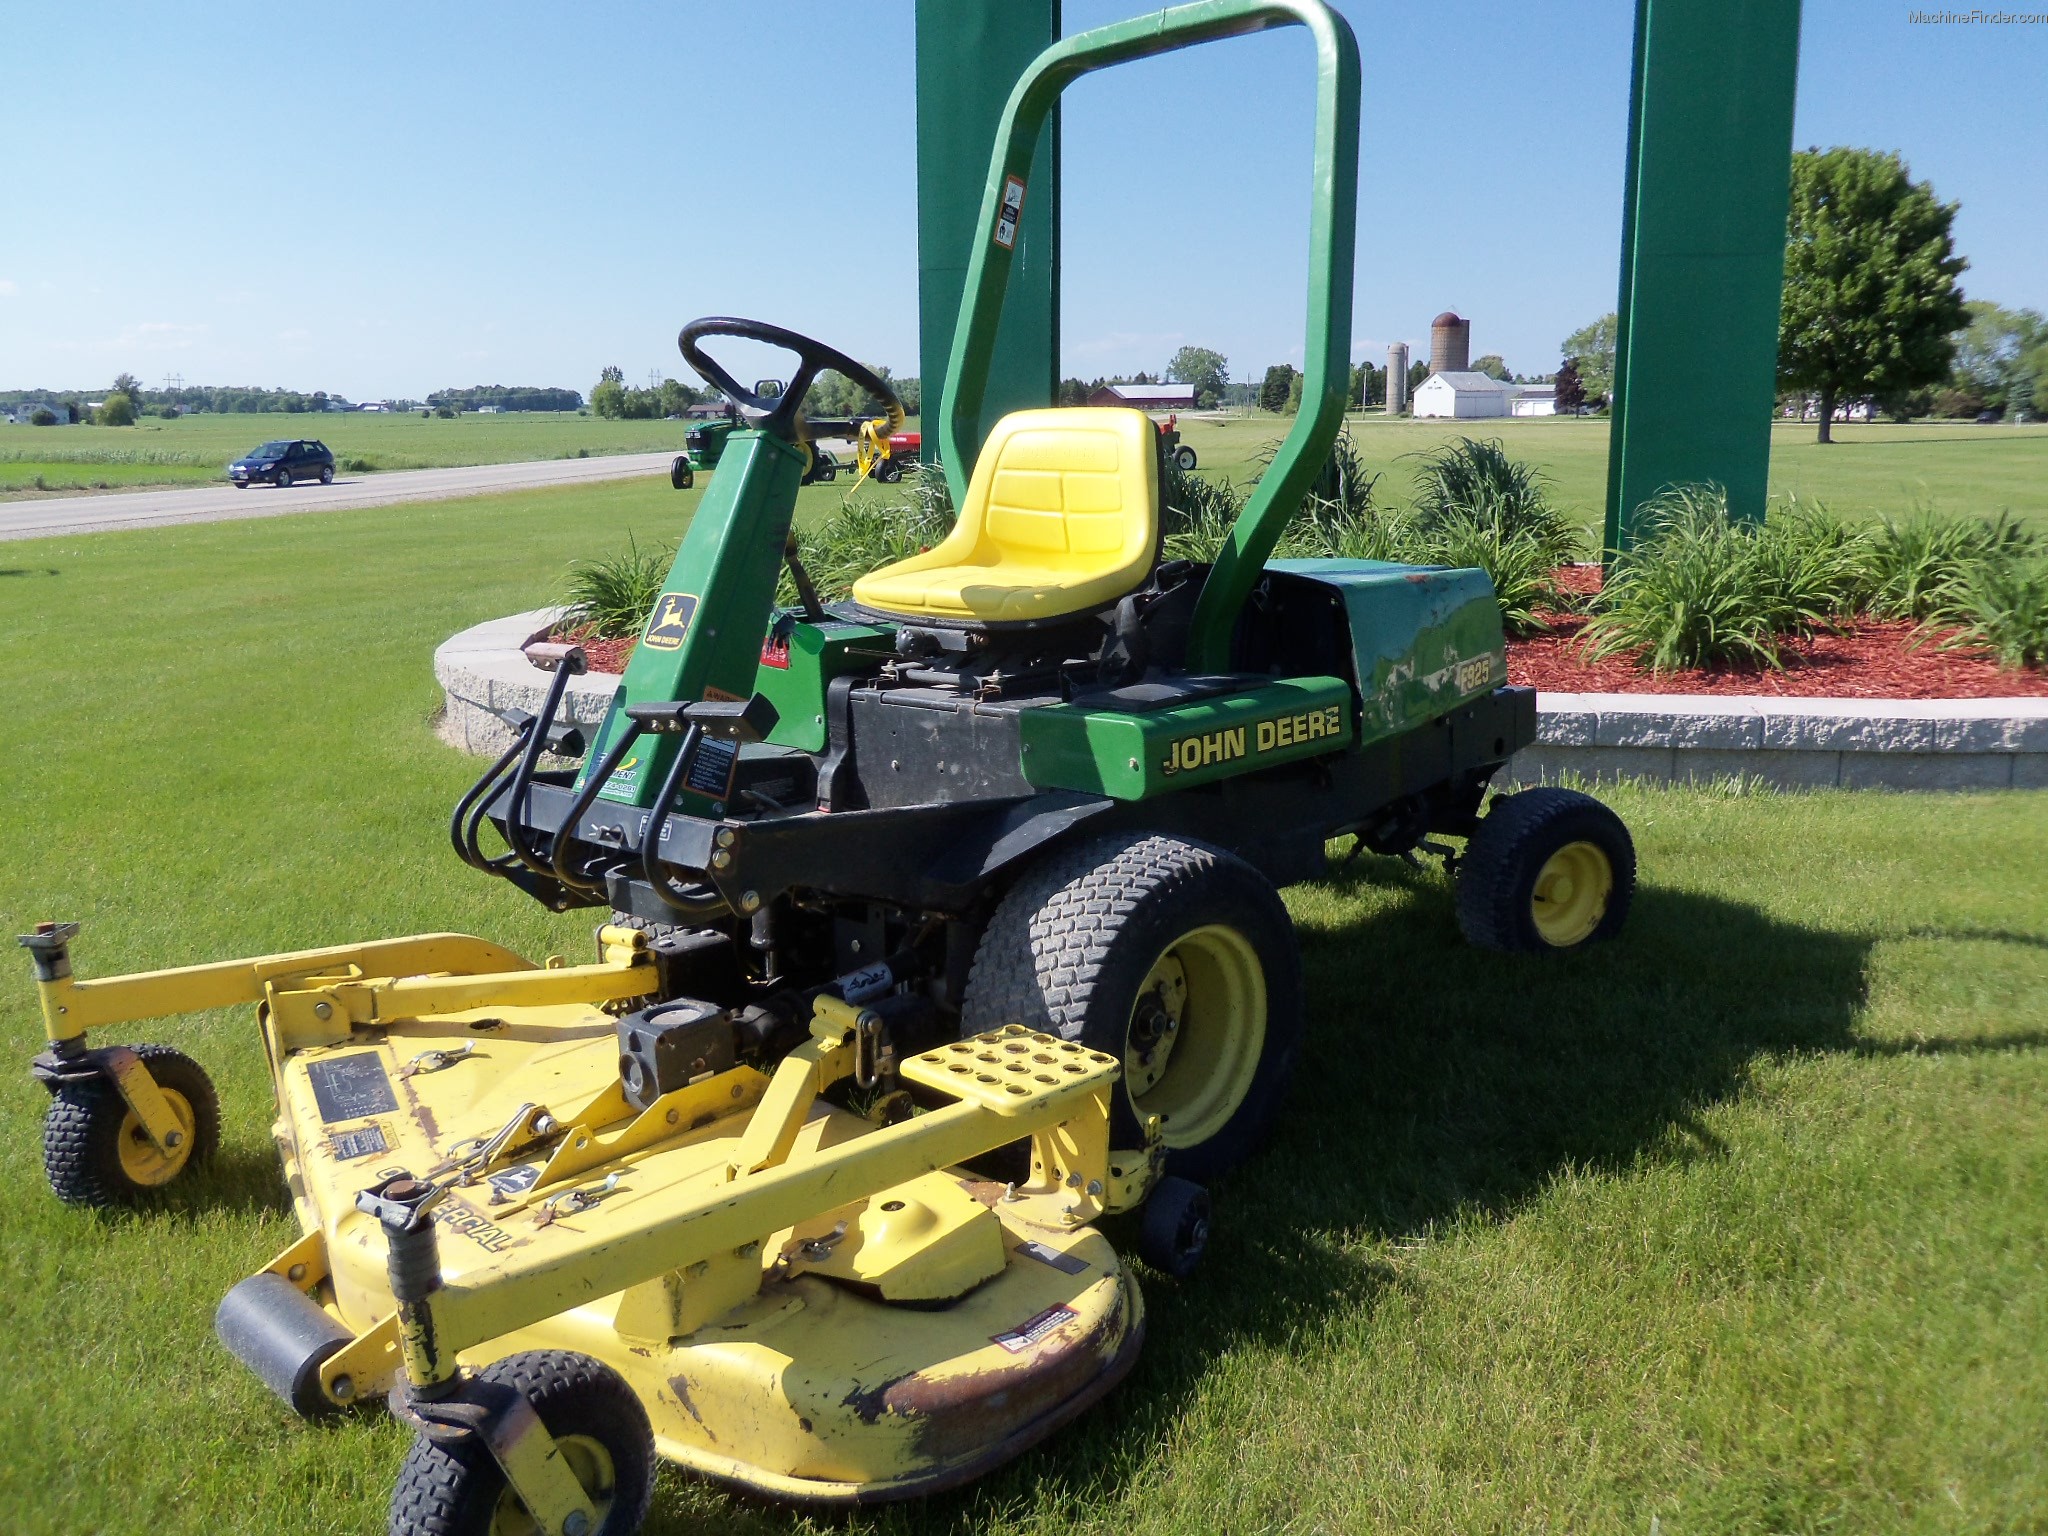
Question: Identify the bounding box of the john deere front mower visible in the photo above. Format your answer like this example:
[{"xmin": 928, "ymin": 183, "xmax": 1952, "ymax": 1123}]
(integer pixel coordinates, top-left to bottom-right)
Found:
[{"xmin": 19, "ymin": 3, "xmax": 1633, "ymax": 1532}]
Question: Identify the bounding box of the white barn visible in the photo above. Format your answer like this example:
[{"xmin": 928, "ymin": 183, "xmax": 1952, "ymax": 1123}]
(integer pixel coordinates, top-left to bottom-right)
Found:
[
  {"xmin": 1508, "ymin": 381, "xmax": 1557, "ymax": 417},
  {"xmin": 1412, "ymin": 371, "xmax": 1511, "ymax": 419}
]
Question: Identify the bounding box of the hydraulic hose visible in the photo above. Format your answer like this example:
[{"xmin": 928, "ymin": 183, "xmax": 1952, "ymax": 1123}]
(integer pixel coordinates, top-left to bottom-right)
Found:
[
  {"xmin": 639, "ymin": 724, "xmax": 731, "ymax": 921},
  {"xmin": 546, "ymin": 721, "xmax": 646, "ymax": 894}
]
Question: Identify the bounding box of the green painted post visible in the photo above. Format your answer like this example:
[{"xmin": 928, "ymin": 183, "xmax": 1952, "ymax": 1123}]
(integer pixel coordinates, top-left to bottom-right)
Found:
[
  {"xmin": 1605, "ymin": 0, "xmax": 1803, "ymax": 555},
  {"xmin": 915, "ymin": 2, "xmax": 1061, "ymax": 470}
]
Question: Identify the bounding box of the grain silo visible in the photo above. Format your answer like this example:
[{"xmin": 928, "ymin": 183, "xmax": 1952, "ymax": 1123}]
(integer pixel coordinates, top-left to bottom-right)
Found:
[
  {"xmin": 1430, "ymin": 311, "xmax": 1470, "ymax": 375},
  {"xmin": 1387, "ymin": 342, "xmax": 1410, "ymax": 414}
]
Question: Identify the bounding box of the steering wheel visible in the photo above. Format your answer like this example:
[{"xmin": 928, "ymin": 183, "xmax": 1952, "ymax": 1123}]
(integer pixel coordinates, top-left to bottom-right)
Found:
[{"xmin": 678, "ymin": 317, "xmax": 905, "ymax": 443}]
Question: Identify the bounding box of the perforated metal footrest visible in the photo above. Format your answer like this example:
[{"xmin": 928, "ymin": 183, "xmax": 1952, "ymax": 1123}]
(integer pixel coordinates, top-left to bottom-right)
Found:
[{"xmin": 899, "ymin": 1025, "xmax": 1119, "ymax": 1115}]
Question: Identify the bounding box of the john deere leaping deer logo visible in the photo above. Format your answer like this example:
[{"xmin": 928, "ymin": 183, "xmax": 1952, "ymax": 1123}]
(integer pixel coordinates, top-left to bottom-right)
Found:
[{"xmin": 642, "ymin": 591, "xmax": 698, "ymax": 651}]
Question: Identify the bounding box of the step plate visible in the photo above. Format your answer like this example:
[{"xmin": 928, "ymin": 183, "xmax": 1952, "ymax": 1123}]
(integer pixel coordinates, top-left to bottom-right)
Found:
[{"xmin": 899, "ymin": 1026, "xmax": 1119, "ymax": 1116}]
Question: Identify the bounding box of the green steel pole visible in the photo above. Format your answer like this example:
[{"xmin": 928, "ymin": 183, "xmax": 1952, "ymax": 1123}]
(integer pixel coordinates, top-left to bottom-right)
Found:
[
  {"xmin": 916, "ymin": 2, "xmax": 1061, "ymax": 467},
  {"xmin": 935, "ymin": 0, "xmax": 1359, "ymax": 673},
  {"xmin": 1605, "ymin": 0, "xmax": 1803, "ymax": 555}
]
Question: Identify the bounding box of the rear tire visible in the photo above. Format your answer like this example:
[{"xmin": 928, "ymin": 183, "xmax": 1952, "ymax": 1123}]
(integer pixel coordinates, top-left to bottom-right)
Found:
[
  {"xmin": 1174, "ymin": 444, "xmax": 1198, "ymax": 471},
  {"xmin": 961, "ymin": 833, "xmax": 1302, "ymax": 1182},
  {"xmin": 1456, "ymin": 788, "xmax": 1635, "ymax": 953},
  {"xmin": 388, "ymin": 1350, "xmax": 655, "ymax": 1536},
  {"xmin": 319, "ymin": 465, "xmax": 334, "ymax": 484},
  {"xmin": 875, "ymin": 459, "xmax": 902, "ymax": 483},
  {"xmin": 43, "ymin": 1044, "xmax": 220, "ymax": 1207}
]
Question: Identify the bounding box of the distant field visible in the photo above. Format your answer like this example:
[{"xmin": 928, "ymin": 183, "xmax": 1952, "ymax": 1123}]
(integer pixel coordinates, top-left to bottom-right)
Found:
[
  {"xmin": 0, "ymin": 411, "xmax": 694, "ymax": 496},
  {"xmin": 7, "ymin": 410, "xmax": 2044, "ymax": 530},
  {"xmin": 1176, "ymin": 414, "xmax": 2048, "ymax": 531}
]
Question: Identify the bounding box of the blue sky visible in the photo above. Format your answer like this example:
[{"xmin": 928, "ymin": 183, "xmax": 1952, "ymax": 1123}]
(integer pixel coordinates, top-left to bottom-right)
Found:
[{"xmin": 3, "ymin": 1, "xmax": 2041, "ymax": 401}]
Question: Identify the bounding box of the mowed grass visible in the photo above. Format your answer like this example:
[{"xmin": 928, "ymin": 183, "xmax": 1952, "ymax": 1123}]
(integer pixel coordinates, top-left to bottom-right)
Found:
[
  {"xmin": 0, "ymin": 410, "xmax": 700, "ymax": 496},
  {"xmin": 1175, "ymin": 414, "xmax": 2048, "ymax": 534},
  {"xmin": 2, "ymin": 484, "xmax": 2046, "ymax": 1534}
]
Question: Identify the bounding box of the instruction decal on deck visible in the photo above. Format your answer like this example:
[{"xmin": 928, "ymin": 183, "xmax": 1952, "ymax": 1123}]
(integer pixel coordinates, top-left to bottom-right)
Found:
[
  {"xmin": 992, "ymin": 1302, "xmax": 1076, "ymax": 1353},
  {"xmin": 329, "ymin": 1124, "xmax": 389, "ymax": 1162},
  {"xmin": 1017, "ymin": 1240, "xmax": 1089, "ymax": 1276},
  {"xmin": 486, "ymin": 1163, "xmax": 542, "ymax": 1200},
  {"xmin": 994, "ymin": 176, "xmax": 1026, "ymax": 249},
  {"xmin": 306, "ymin": 1053, "xmax": 400, "ymax": 1124}
]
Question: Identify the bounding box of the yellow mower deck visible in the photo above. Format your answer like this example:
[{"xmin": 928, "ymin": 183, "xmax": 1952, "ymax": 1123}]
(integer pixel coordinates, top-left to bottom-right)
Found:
[{"xmin": 29, "ymin": 928, "xmax": 1148, "ymax": 1503}]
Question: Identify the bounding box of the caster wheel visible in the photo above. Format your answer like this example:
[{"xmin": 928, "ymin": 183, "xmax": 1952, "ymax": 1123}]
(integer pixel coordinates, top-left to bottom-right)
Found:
[
  {"xmin": 43, "ymin": 1044, "xmax": 220, "ymax": 1207},
  {"xmin": 669, "ymin": 455, "xmax": 694, "ymax": 490},
  {"xmin": 1138, "ymin": 1176, "xmax": 1211, "ymax": 1279},
  {"xmin": 1456, "ymin": 788, "xmax": 1635, "ymax": 953},
  {"xmin": 390, "ymin": 1350, "xmax": 655, "ymax": 1536}
]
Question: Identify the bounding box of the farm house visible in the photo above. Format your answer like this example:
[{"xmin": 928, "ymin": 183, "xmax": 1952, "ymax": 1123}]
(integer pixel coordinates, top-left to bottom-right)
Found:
[{"xmin": 1412, "ymin": 370, "xmax": 1511, "ymax": 418}]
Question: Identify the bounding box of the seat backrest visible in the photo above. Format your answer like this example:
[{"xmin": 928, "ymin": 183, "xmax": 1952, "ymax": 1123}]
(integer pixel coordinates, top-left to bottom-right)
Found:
[{"xmin": 957, "ymin": 407, "xmax": 1157, "ymax": 573}]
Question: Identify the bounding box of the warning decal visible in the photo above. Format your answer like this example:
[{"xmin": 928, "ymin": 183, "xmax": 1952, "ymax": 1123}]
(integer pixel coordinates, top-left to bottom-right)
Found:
[
  {"xmin": 992, "ymin": 1302, "xmax": 1076, "ymax": 1354},
  {"xmin": 994, "ymin": 176, "xmax": 1026, "ymax": 249}
]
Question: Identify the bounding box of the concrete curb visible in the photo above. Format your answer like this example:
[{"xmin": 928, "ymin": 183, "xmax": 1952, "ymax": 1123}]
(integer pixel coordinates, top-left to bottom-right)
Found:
[
  {"xmin": 433, "ymin": 608, "xmax": 619, "ymax": 757},
  {"xmin": 435, "ymin": 613, "xmax": 2048, "ymax": 791},
  {"xmin": 1509, "ymin": 692, "xmax": 2048, "ymax": 791}
]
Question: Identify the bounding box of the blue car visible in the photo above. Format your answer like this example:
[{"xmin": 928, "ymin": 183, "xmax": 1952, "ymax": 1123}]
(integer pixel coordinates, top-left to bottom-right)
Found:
[{"xmin": 228, "ymin": 439, "xmax": 335, "ymax": 489}]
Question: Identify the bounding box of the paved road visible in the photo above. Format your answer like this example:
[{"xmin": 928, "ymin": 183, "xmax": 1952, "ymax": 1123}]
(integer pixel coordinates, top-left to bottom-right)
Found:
[{"xmin": 0, "ymin": 450, "xmax": 682, "ymax": 542}]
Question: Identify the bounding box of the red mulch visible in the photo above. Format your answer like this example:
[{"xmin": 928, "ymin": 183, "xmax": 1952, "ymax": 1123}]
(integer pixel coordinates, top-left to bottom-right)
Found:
[
  {"xmin": 1510, "ymin": 566, "xmax": 2048, "ymax": 699},
  {"xmin": 549, "ymin": 571, "xmax": 2048, "ymax": 700},
  {"xmin": 552, "ymin": 624, "xmax": 635, "ymax": 677}
]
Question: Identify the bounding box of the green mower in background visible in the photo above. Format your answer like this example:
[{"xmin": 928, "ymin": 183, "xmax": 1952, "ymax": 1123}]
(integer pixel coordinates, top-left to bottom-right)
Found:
[{"xmin": 474, "ymin": 0, "xmax": 1636, "ymax": 1187}]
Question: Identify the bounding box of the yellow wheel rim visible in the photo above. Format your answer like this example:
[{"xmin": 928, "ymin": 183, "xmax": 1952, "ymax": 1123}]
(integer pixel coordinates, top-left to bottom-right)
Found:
[
  {"xmin": 491, "ymin": 1433, "xmax": 616, "ymax": 1536},
  {"xmin": 115, "ymin": 1088, "xmax": 196, "ymax": 1187},
  {"xmin": 1125, "ymin": 924, "xmax": 1266, "ymax": 1150},
  {"xmin": 1530, "ymin": 840, "xmax": 1614, "ymax": 948}
]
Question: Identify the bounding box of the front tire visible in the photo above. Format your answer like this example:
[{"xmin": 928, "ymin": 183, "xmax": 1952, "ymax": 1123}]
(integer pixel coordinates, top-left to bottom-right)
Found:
[
  {"xmin": 273, "ymin": 469, "xmax": 292, "ymax": 488},
  {"xmin": 389, "ymin": 1350, "xmax": 655, "ymax": 1536},
  {"xmin": 43, "ymin": 1044, "xmax": 220, "ymax": 1207},
  {"xmin": 961, "ymin": 833, "xmax": 1302, "ymax": 1181},
  {"xmin": 1456, "ymin": 788, "xmax": 1635, "ymax": 953},
  {"xmin": 319, "ymin": 465, "xmax": 334, "ymax": 484}
]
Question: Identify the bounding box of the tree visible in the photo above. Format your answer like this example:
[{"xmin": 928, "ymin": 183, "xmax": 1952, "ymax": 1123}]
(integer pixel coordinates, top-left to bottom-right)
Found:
[
  {"xmin": 1258, "ymin": 364, "xmax": 1296, "ymax": 412},
  {"xmin": 110, "ymin": 372, "xmax": 143, "ymax": 407},
  {"xmin": 1058, "ymin": 376, "xmax": 1090, "ymax": 407},
  {"xmin": 1951, "ymin": 301, "xmax": 2047, "ymax": 419},
  {"xmin": 1406, "ymin": 359, "xmax": 1429, "ymax": 394},
  {"xmin": 590, "ymin": 375, "xmax": 627, "ymax": 419},
  {"xmin": 29, "ymin": 406, "xmax": 56, "ymax": 426},
  {"xmin": 97, "ymin": 393, "xmax": 136, "ymax": 426},
  {"xmin": 1471, "ymin": 353, "xmax": 1510, "ymax": 381},
  {"xmin": 599, "ymin": 365, "xmax": 624, "ymax": 386},
  {"xmin": 1778, "ymin": 147, "xmax": 1969, "ymax": 443},
  {"xmin": 1561, "ymin": 313, "xmax": 1617, "ymax": 404},
  {"xmin": 1165, "ymin": 346, "xmax": 1229, "ymax": 409},
  {"xmin": 1553, "ymin": 358, "xmax": 1587, "ymax": 415},
  {"xmin": 1284, "ymin": 370, "xmax": 1304, "ymax": 414}
]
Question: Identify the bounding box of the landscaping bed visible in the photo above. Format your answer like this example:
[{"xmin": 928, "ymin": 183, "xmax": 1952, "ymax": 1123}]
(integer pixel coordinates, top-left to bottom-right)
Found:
[{"xmin": 1512, "ymin": 565, "xmax": 2048, "ymax": 699}]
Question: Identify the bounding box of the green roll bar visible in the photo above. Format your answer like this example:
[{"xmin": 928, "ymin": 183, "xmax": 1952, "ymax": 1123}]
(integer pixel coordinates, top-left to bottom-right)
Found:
[{"xmin": 937, "ymin": 0, "xmax": 1360, "ymax": 673}]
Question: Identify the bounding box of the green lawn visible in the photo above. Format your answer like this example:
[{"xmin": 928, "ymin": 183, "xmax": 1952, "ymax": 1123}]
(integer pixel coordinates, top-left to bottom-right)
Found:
[
  {"xmin": 1176, "ymin": 414, "xmax": 2048, "ymax": 532},
  {"xmin": 0, "ymin": 410, "xmax": 699, "ymax": 496},
  {"xmin": 8, "ymin": 409, "xmax": 2046, "ymax": 535},
  {"xmin": 2, "ymin": 485, "xmax": 2045, "ymax": 1534}
]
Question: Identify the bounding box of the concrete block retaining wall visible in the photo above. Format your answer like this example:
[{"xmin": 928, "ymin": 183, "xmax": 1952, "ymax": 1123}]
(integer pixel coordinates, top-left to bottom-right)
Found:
[
  {"xmin": 1508, "ymin": 692, "xmax": 2048, "ymax": 791},
  {"xmin": 436, "ymin": 613, "xmax": 2048, "ymax": 792}
]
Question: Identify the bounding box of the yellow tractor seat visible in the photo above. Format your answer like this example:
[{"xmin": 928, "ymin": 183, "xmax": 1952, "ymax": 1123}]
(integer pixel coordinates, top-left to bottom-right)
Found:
[{"xmin": 851, "ymin": 407, "xmax": 1159, "ymax": 626}]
